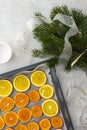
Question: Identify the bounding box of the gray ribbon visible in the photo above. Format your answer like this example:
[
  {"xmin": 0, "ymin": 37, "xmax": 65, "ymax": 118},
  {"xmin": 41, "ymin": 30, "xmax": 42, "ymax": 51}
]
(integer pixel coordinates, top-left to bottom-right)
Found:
[{"xmin": 54, "ymin": 13, "xmax": 79, "ymax": 68}]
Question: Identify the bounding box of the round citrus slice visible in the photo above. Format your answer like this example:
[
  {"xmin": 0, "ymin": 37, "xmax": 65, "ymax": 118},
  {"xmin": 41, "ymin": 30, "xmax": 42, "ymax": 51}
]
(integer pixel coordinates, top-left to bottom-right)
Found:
[
  {"xmin": 4, "ymin": 111, "xmax": 18, "ymax": 126},
  {"xmin": 16, "ymin": 124, "xmax": 27, "ymax": 130},
  {"xmin": 28, "ymin": 90, "xmax": 40, "ymax": 102},
  {"xmin": 0, "ymin": 97, "xmax": 14, "ymax": 112},
  {"xmin": 39, "ymin": 84, "xmax": 54, "ymax": 99},
  {"xmin": 13, "ymin": 75, "xmax": 30, "ymax": 92},
  {"xmin": 39, "ymin": 119, "xmax": 51, "ymax": 130},
  {"xmin": 14, "ymin": 93, "xmax": 29, "ymax": 107},
  {"xmin": 0, "ymin": 116, "xmax": 5, "ymax": 129},
  {"xmin": 42, "ymin": 99, "xmax": 59, "ymax": 117},
  {"xmin": 51, "ymin": 116, "xmax": 63, "ymax": 128},
  {"xmin": 27, "ymin": 122, "xmax": 39, "ymax": 130},
  {"xmin": 0, "ymin": 80, "xmax": 13, "ymax": 97},
  {"xmin": 30, "ymin": 70, "xmax": 47, "ymax": 87},
  {"xmin": 31, "ymin": 105, "xmax": 42, "ymax": 118},
  {"xmin": 18, "ymin": 108, "xmax": 32, "ymax": 122},
  {"xmin": 6, "ymin": 128, "xmax": 13, "ymax": 130}
]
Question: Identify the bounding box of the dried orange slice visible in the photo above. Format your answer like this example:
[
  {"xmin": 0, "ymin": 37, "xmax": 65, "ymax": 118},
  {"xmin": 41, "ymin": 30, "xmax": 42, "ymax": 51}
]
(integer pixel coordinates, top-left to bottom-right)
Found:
[
  {"xmin": 0, "ymin": 97, "xmax": 14, "ymax": 112},
  {"xmin": 0, "ymin": 80, "xmax": 13, "ymax": 97},
  {"xmin": 31, "ymin": 105, "xmax": 42, "ymax": 118},
  {"xmin": 30, "ymin": 70, "xmax": 47, "ymax": 87},
  {"xmin": 51, "ymin": 116, "xmax": 63, "ymax": 128},
  {"xmin": 13, "ymin": 75, "xmax": 30, "ymax": 92},
  {"xmin": 14, "ymin": 93, "xmax": 29, "ymax": 107},
  {"xmin": 39, "ymin": 84, "xmax": 54, "ymax": 99},
  {"xmin": 18, "ymin": 108, "xmax": 32, "ymax": 122},
  {"xmin": 28, "ymin": 90, "xmax": 40, "ymax": 102},
  {"xmin": 0, "ymin": 116, "xmax": 5, "ymax": 129},
  {"xmin": 42, "ymin": 99, "xmax": 59, "ymax": 117},
  {"xmin": 27, "ymin": 122, "xmax": 39, "ymax": 130},
  {"xmin": 40, "ymin": 119, "xmax": 51, "ymax": 130},
  {"xmin": 6, "ymin": 128, "xmax": 13, "ymax": 130},
  {"xmin": 16, "ymin": 124, "xmax": 27, "ymax": 130},
  {"xmin": 4, "ymin": 111, "xmax": 18, "ymax": 126}
]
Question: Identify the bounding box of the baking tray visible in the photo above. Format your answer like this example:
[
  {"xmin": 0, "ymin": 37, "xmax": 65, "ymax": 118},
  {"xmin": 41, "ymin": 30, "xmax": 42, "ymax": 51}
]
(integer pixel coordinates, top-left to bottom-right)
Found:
[{"xmin": 0, "ymin": 60, "xmax": 74, "ymax": 130}]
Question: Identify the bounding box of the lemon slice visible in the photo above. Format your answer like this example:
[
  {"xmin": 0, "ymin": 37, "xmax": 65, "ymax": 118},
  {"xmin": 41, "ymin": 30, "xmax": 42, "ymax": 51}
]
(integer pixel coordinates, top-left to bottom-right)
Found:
[
  {"xmin": 30, "ymin": 70, "xmax": 47, "ymax": 87},
  {"xmin": 13, "ymin": 75, "xmax": 30, "ymax": 92},
  {"xmin": 0, "ymin": 80, "xmax": 13, "ymax": 97},
  {"xmin": 42, "ymin": 99, "xmax": 59, "ymax": 117},
  {"xmin": 39, "ymin": 84, "xmax": 54, "ymax": 99}
]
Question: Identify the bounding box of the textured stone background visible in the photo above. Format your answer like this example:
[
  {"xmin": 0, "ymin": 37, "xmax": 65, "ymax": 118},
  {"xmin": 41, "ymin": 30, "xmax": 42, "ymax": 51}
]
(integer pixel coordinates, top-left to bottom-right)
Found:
[{"xmin": 0, "ymin": 1, "xmax": 87, "ymax": 130}]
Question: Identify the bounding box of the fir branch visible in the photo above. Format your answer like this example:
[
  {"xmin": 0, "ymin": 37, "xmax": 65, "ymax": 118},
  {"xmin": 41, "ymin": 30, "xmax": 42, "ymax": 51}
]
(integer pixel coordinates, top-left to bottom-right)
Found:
[
  {"xmin": 34, "ymin": 12, "xmax": 46, "ymax": 19},
  {"xmin": 33, "ymin": 5, "xmax": 87, "ymax": 70},
  {"xmin": 50, "ymin": 6, "xmax": 71, "ymax": 20},
  {"xmin": 32, "ymin": 49, "xmax": 52, "ymax": 58},
  {"xmin": 33, "ymin": 22, "xmax": 64, "ymax": 56}
]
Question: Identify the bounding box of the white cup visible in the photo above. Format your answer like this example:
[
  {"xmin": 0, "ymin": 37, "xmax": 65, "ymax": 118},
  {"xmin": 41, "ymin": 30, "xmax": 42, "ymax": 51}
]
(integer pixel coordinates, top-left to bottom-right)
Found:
[{"xmin": 0, "ymin": 41, "xmax": 12, "ymax": 64}]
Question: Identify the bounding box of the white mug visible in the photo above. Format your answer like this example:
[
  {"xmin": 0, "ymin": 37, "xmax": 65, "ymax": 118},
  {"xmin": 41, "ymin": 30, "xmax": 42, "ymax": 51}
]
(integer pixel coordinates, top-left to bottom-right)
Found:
[{"xmin": 0, "ymin": 41, "xmax": 12, "ymax": 64}]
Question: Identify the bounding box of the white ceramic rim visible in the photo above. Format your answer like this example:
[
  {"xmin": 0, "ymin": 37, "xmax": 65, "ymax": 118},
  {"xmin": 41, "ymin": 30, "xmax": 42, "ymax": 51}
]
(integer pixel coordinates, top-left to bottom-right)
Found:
[{"xmin": 0, "ymin": 41, "xmax": 12, "ymax": 64}]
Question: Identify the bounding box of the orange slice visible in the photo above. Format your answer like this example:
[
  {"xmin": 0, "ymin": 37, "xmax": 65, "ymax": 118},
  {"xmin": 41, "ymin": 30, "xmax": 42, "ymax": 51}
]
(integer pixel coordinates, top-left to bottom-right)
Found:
[
  {"xmin": 28, "ymin": 90, "xmax": 40, "ymax": 102},
  {"xmin": 4, "ymin": 111, "xmax": 18, "ymax": 127},
  {"xmin": 16, "ymin": 124, "xmax": 27, "ymax": 130},
  {"xmin": 18, "ymin": 108, "xmax": 32, "ymax": 122},
  {"xmin": 0, "ymin": 97, "xmax": 14, "ymax": 112},
  {"xmin": 42, "ymin": 99, "xmax": 59, "ymax": 117},
  {"xmin": 31, "ymin": 105, "xmax": 42, "ymax": 118},
  {"xmin": 0, "ymin": 80, "xmax": 13, "ymax": 97},
  {"xmin": 39, "ymin": 84, "xmax": 54, "ymax": 99},
  {"xmin": 51, "ymin": 116, "xmax": 63, "ymax": 128},
  {"xmin": 40, "ymin": 119, "xmax": 51, "ymax": 130},
  {"xmin": 13, "ymin": 75, "xmax": 30, "ymax": 92},
  {"xmin": 30, "ymin": 70, "xmax": 47, "ymax": 87},
  {"xmin": 6, "ymin": 128, "xmax": 13, "ymax": 130},
  {"xmin": 14, "ymin": 93, "xmax": 29, "ymax": 107},
  {"xmin": 0, "ymin": 116, "xmax": 5, "ymax": 129},
  {"xmin": 27, "ymin": 122, "xmax": 39, "ymax": 130}
]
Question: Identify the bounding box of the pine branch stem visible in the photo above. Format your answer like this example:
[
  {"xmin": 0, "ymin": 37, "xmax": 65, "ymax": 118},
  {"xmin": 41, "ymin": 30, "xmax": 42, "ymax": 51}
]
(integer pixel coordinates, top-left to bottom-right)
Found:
[{"xmin": 71, "ymin": 49, "xmax": 87, "ymax": 67}]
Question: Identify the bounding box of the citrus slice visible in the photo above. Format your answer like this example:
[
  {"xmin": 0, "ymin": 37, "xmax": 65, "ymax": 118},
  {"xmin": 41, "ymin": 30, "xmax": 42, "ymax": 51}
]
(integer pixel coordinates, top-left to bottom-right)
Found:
[
  {"xmin": 30, "ymin": 70, "xmax": 47, "ymax": 87},
  {"xmin": 14, "ymin": 93, "xmax": 29, "ymax": 107},
  {"xmin": 13, "ymin": 75, "xmax": 30, "ymax": 92},
  {"xmin": 18, "ymin": 108, "xmax": 32, "ymax": 122},
  {"xmin": 51, "ymin": 116, "xmax": 63, "ymax": 128},
  {"xmin": 42, "ymin": 99, "xmax": 59, "ymax": 117},
  {"xmin": 4, "ymin": 111, "xmax": 18, "ymax": 126},
  {"xmin": 27, "ymin": 122, "xmax": 39, "ymax": 130},
  {"xmin": 0, "ymin": 80, "xmax": 13, "ymax": 97},
  {"xmin": 16, "ymin": 124, "xmax": 27, "ymax": 130},
  {"xmin": 28, "ymin": 90, "xmax": 40, "ymax": 102},
  {"xmin": 39, "ymin": 84, "xmax": 54, "ymax": 99},
  {"xmin": 39, "ymin": 119, "xmax": 51, "ymax": 130},
  {"xmin": 0, "ymin": 97, "xmax": 14, "ymax": 112},
  {"xmin": 0, "ymin": 116, "xmax": 5, "ymax": 129},
  {"xmin": 6, "ymin": 128, "xmax": 13, "ymax": 130},
  {"xmin": 31, "ymin": 105, "xmax": 42, "ymax": 118}
]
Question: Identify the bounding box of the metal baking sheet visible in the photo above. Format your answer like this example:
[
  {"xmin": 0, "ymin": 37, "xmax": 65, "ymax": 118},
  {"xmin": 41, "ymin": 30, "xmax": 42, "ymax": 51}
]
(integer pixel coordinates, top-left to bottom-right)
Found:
[{"xmin": 0, "ymin": 61, "xmax": 74, "ymax": 130}]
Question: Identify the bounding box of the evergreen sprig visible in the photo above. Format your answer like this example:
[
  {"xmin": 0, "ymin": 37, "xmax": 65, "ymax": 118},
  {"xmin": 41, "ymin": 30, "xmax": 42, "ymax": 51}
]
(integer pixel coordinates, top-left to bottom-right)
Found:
[{"xmin": 32, "ymin": 6, "xmax": 87, "ymax": 69}]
